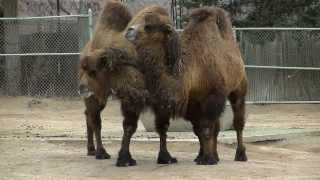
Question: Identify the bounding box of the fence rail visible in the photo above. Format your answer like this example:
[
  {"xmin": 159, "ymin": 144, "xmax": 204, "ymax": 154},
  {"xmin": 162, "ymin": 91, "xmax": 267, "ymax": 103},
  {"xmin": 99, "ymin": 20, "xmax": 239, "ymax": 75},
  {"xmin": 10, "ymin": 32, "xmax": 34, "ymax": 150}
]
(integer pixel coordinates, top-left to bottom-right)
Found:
[
  {"xmin": 0, "ymin": 53, "xmax": 80, "ymax": 56},
  {"xmin": 0, "ymin": 14, "xmax": 319, "ymax": 103},
  {"xmin": 245, "ymin": 65, "xmax": 320, "ymax": 71},
  {"xmin": 237, "ymin": 28, "xmax": 320, "ymax": 103},
  {"xmin": 235, "ymin": 27, "xmax": 320, "ymax": 31},
  {"xmin": 0, "ymin": 14, "xmax": 91, "ymax": 97},
  {"xmin": 0, "ymin": 14, "xmax": 90, "ymax": 20}
]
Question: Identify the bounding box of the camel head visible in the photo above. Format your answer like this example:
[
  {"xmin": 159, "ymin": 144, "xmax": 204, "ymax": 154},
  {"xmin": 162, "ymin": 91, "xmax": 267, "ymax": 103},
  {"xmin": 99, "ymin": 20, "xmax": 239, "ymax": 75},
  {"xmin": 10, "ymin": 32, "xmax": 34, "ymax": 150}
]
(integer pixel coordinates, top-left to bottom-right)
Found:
[
  {"xmin": 124, "ymin": 6, "xmax": 175, "ymax": 46},
  {"xmin": 124, "ymin": 6, "xmax": 181, "ymax": 72},
  {"xmin": 79, "ymin": 48, "xmax": 112, "ymax": 104}
]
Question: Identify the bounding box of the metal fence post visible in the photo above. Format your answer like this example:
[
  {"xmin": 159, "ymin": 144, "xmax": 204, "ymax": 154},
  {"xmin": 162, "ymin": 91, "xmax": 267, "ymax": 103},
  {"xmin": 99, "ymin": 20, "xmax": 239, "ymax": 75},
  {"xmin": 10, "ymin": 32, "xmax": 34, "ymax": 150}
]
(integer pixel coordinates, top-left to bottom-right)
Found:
[
  {"xmin": 88, "ymin": 8, "xmax": 93, "ymax": 40},
  {"xmin": 0, "ymin": 15, "xmax": 319, "ymax": 101},
  {"xmin": 232, "ymin": 26, "xmax": 236, "ymax": 41}
]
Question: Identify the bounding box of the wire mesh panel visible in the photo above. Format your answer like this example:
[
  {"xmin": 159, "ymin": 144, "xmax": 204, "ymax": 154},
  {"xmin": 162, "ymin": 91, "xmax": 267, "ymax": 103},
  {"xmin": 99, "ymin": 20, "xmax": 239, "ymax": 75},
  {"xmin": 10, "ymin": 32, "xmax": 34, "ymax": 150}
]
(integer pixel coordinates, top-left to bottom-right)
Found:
[
  {"xmin": 236, "ymin": 28, "xmax": 320, "ymax": 102},
  {"xmin": 246, "ymin": 68, "xmax": 320, "ymax": 102},
  {"xmin": 0, "ymin": 15, "xmax": 319, "ymax": 103},
  {"xmin": 0, "ymin": 15, "xmax": 89, "ymax": 97}
]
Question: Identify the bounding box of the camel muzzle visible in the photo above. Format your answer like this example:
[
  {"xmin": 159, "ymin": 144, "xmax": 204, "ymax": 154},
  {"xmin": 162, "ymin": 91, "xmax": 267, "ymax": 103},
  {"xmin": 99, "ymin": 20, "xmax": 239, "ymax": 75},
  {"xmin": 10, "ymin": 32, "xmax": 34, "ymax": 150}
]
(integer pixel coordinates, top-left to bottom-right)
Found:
[{"xmin": 78, "ymin": 84, "xmax": 93, "ymax": 98}]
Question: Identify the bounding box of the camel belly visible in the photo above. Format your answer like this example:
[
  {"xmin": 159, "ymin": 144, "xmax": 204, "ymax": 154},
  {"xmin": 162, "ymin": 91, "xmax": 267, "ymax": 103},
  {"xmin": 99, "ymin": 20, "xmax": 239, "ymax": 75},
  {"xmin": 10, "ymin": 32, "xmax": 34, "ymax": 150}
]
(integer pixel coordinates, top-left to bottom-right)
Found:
[{"xmin": 186, "ymin": 64, "xmax": 245, "ymax": 99}]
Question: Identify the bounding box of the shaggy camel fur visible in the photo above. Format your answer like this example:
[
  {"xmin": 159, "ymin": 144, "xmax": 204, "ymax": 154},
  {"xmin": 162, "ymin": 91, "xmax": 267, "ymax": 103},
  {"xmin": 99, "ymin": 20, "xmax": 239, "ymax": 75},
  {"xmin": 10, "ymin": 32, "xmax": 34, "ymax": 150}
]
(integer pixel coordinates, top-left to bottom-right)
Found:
[
  {"xmin": 79, "ymin": 1, "xmax": 178, "ymax": 166},
  {"xmin": 124, "ymin": 6, "xmax": 248, "ymax": 165},
  {"xmin": 125, "ymin": 5, "xmax": 181, "ymax": 164},
  {"xmin": 79, "ymin": 0, "xmax": 147, "ymax": 165}
]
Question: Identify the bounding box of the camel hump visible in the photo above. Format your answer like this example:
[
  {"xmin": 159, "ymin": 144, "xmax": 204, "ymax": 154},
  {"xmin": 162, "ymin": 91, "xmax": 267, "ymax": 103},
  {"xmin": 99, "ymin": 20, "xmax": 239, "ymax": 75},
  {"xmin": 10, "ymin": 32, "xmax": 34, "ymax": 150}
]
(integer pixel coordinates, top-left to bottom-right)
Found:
[
  {"xmin": 190, "ymin": 7, "xmax": 234, "ymax": 41},
  {"xmin": 98, "ymin": 0, "xmax": 132, "ymax": 32}
]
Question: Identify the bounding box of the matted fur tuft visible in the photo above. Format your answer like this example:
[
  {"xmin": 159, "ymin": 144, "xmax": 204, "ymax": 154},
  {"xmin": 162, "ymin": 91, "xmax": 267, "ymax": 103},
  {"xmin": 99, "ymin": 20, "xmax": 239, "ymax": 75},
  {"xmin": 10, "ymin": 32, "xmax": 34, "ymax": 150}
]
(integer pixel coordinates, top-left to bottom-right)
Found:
[
  {"xmin": 79, "ymin": 1, "xmax": 149, "ymax": 164},
  {"xmin": 125, "ymin": 5, "xmax": 248, "ymax": 165}
]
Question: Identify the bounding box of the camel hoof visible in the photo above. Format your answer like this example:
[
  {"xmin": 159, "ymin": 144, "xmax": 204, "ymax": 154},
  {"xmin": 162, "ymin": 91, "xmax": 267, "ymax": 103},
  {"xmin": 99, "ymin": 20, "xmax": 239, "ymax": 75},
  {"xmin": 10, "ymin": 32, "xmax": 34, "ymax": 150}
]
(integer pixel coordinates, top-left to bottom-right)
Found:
[
  {"xmin": 116, "ymin": 151, "xmax": 137, "ymax": 167},
  {"xmin": 87, "ymin": 146, "xmax": 96, "ymax": 156},
  {"xmin": 196, "ymin": 156, "xmax": 218, "ymax": 165},
  {"xmin": 194, "ymin": 149, "xmax": 203, "ymax": 162},
  {"xmin": 157, "ymin": 150, "xmax": 178, "ymax": 164},
  {"xmin": 213, "ymin": 152, "xmax": 220, "ymax": 162},
  {"xmin": 194, "ymin": 155, "xmax": 201, "ymax": 162},
  {"xmin": 87, "ymin": 150, "xmax": 96, "ymax": 156},
  {"xmin": 116, "ymin": 157, "xmax": 137, "ymax": 167},
  {"xmin": 235, "ymin": 146, "xmax": 247, "ymax": 161},
  {"xmin": 95, "ymin": 148, "xmax": 111, "ymax": 160}
]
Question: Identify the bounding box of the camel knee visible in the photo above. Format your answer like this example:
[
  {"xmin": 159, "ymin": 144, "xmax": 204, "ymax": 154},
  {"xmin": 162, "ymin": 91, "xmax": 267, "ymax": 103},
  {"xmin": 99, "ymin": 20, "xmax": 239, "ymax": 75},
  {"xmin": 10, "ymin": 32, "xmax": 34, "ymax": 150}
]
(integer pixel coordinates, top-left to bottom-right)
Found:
[
  {"xmin": 201, "ymin": 127, "xmax": 211, "ymax": 140},
  {"xmin": 233, "ymin": 118, "xmax": 245, "ymax": 131},
  {"xmin": 154, "ymin": 112, "xmax": 170, "ymax": 134},
  {"xmin": 85, "ymin": 112, "xmax": 101, "ymax": 130},
  {"xmin": 122, "ymin": 111, "xmax": 139, "ymax": 136},
  {"xmin": 198, "ymin": 122, "xmax": 213, "ymax": 140},
  {"xmin": 204, "ymin": 93, "xmax": 226, "ymax": 121},
  {"xmin": 124, "ymin": 125, "xmax": 137, "ymax": 136}
]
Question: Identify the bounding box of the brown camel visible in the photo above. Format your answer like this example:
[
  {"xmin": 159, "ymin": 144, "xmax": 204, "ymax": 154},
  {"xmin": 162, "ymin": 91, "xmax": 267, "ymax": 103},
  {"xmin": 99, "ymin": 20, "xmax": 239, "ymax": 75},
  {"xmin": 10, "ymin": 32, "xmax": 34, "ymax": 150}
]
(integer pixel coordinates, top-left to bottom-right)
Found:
[
  {"xmin": 124, "ymin": 6, "xmax": 248, "ymax": 165},
  {"xmin": 79, "ymin": 1, "xmax": 177, "ymax": 166},
  {"xmin": 79, "ymin": 0, "xmax": 147, "ymax": 165}
]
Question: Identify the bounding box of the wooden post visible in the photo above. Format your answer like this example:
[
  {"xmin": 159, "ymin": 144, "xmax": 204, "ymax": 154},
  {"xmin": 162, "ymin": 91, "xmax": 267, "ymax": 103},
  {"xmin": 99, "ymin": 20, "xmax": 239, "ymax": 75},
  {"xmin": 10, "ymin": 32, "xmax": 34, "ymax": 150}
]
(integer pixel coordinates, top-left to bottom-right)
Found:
[
  {"xmin": 79, "ymin": 0, "xmax": 89, "ymax": 50},
  {"xmin": 3, "ymin": 0, "xmax": 20, "ymax": 96},
  {"xmin": 0, "ymin": 5, "xmax": 4, "ymax": 93},
  {"xmin": 56, "ymin": 0, "xmax": 60, "ymax": 15},
  {"xmin": 0, "ymin": 5, "xmax": 4, "ymax": 54}
]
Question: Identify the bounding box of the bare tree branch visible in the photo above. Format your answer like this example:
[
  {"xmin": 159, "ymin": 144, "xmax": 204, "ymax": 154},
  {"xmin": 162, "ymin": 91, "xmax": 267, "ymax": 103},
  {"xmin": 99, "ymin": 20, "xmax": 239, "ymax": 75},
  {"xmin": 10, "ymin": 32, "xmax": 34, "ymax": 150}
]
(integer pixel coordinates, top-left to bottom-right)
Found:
[{"xmin": 59, "ymin": 4, "xmax": 71, "ymax": 15}]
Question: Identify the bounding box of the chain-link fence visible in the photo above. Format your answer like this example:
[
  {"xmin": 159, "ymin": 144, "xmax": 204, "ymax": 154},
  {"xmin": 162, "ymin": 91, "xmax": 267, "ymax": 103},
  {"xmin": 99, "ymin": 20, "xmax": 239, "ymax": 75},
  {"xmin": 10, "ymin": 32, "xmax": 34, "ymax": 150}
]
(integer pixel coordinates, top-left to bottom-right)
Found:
[
  {"xmin": 0, "ymin": 14, "xmax": 90, "ymax": 97},
  {"xmin": 0, "ymin": 14, "xmax": 319, "ymax": 103},
  {"xmin": 236, "ymin": 28, "xmax": 320, "ymax": 103}
]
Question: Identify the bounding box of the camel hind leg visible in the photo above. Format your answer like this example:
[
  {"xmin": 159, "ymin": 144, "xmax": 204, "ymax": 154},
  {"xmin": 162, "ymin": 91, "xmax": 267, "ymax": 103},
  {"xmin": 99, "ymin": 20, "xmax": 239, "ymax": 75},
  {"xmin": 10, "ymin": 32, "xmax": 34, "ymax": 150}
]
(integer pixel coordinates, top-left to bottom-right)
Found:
[
  {"xmin": 184, "ymin": 99, "xmax": 204, "ymax": 163},
  {"xmin": 86, "ymin": 122, "xmax": 95, "ymax": 156},
  {"xmin": 197, "ymin": 93, "xmax": 226, "ymax": 165},
  {"xmin": 212, "ymin": 120, "xmax": 220, "ymax": 162},
  {"xmin": 228, "ymin": 82, "xmax": 248, "ymax": 161}
]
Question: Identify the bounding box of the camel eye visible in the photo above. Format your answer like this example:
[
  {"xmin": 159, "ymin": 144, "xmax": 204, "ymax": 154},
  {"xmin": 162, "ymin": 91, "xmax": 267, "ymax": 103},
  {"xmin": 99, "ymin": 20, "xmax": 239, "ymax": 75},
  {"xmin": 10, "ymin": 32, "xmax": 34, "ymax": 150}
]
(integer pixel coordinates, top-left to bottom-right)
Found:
[
  {"xmin": 144, "ymin": 24, "xmax": 157, "ymax": 33},
  {"xmin": 88, "ymin": 70, "xmax": 96, "ymax": 77}
]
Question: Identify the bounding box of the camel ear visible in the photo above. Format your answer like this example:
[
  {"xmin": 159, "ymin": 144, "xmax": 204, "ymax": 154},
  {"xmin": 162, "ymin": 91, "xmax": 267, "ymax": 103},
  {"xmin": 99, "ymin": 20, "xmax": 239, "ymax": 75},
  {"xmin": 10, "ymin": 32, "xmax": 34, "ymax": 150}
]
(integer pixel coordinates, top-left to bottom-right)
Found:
[
  {"xmin": 162, "ymin": 24, "xmax": 174, "ymax": 34},
  {"xmin": 80, "ymin": 56, "xmax": 90, "ymax": 71},
  {"xmin": 165, "ymin": 29, "xmax": 181, "ymax": 72}
]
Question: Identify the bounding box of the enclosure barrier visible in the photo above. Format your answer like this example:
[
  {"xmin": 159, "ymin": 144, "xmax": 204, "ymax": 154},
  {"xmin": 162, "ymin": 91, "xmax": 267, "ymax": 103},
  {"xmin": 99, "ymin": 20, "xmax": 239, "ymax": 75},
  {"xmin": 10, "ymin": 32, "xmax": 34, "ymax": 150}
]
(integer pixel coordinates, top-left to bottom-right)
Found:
[
  {"xmin": 0, "ymin": 14, "xmax": 319, "ymax": 103},
  {"xmin": 0, "ymin": 13, "xmax": 92, "ymax": 97},
  {"xmin": 235, "ymin": 27, "xmax": 320, "ymax": 103}
]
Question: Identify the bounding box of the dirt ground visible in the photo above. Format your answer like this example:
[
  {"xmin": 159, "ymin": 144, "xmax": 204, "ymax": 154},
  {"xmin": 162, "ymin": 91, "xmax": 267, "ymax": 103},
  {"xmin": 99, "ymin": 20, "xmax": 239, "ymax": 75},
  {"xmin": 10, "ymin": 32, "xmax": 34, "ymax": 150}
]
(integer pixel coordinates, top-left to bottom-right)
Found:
[{"xmin": 0, "ymin": 96, "xmax": 320, "ymax": 180}]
